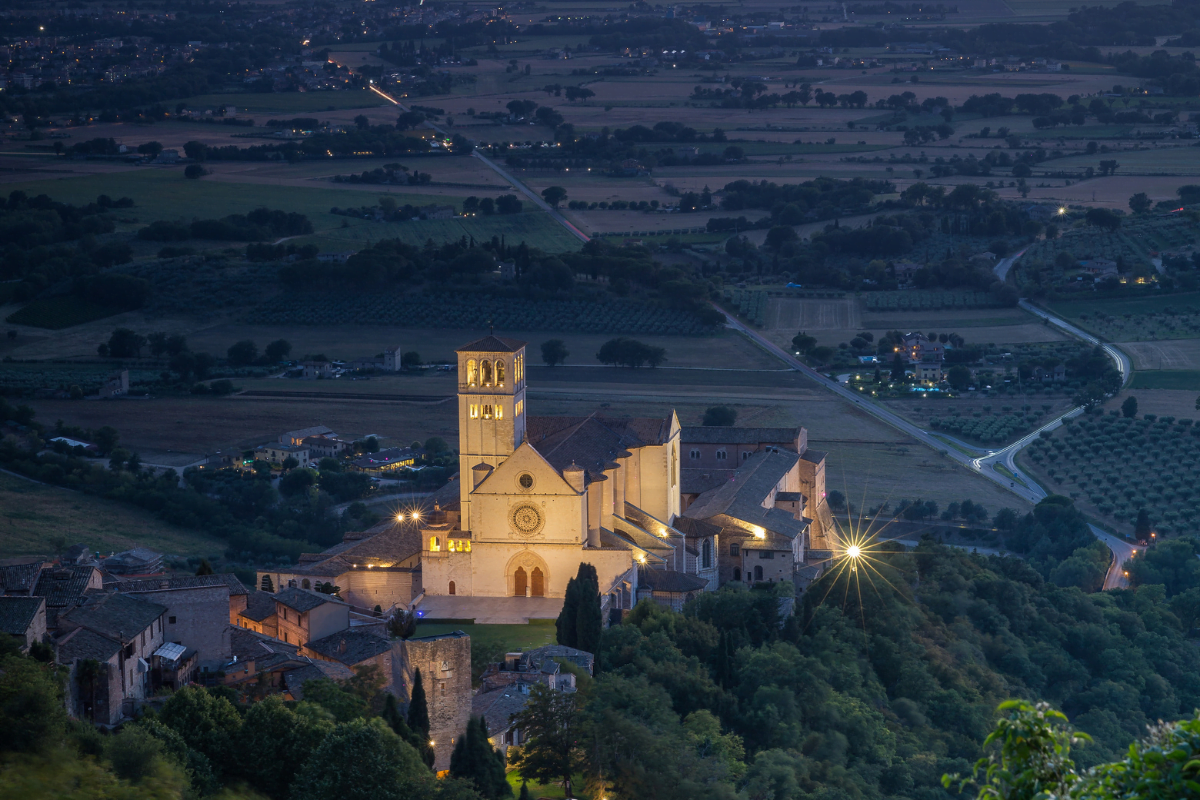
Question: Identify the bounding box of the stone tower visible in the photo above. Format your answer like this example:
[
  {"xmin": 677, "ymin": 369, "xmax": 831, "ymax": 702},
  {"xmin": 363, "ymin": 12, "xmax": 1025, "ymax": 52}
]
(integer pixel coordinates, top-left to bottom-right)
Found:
[{"xmin": 456, "ymin": 335, "xmax": 528, "ymax": 525}]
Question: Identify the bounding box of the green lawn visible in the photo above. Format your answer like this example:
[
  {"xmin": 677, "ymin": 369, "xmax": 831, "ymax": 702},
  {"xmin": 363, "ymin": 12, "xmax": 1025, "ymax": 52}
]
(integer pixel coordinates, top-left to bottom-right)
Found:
[
  {"xmin": 0, "ymin": 471, "xmax": 226, "ymax": 559},
  {"xmin": 1129, "ymin": 370, "xmax": 1200, "ymax": 390},
  {"xmin": 505, "ymin": 771, "xmax": 591, "ymax": 800},
  {"xmin": 414, "ymin": 620, "xmax": 557, "ymax": 684},
  {"xmin": 180, "ymin": 91, "xmax": 388, "ymax": 115}
]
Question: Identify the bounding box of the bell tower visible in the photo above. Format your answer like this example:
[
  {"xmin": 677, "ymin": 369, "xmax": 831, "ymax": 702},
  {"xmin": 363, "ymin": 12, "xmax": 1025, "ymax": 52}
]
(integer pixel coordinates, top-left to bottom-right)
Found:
[{"xmin": 455, "ymin": 335, "xmax": 528, "ymax": 524}]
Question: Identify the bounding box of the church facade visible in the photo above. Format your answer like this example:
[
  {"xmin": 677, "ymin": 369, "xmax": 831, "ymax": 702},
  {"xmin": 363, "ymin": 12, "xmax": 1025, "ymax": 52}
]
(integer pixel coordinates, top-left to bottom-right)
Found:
[{"xmin": 420, "ymin": 335, "xmax": 685, "ymax": 604}]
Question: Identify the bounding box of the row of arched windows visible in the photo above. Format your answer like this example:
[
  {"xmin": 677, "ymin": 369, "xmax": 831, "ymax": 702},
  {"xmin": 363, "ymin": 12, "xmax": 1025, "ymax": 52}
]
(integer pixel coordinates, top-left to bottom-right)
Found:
[
  {"xmin": 430, "ymin": 537, "xmax": 472, "ymax": 552},
  {"xmin": 469, "ymin": 404, "xmax": 503, "ymax": 420},
  {"xmin": 465, "ymin": 356, "xmax": 523, "ymax": 388}
]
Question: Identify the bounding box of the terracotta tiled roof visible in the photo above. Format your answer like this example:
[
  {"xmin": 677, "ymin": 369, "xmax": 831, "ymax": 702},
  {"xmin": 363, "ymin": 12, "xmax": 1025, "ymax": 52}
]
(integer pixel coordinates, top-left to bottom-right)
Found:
[
  {"xmin": 305, "ymin": 629, "xmax": 392, "ymax": 665},
  {"xmin": 240, "ymin": 592, "xmax": 278, "ymax": 622},
  {"xmin": 0, "ymin": 596, "xmax": 43, "ymax": 635},
  {"xmin": 60, "ymin": 592, "xmax": 166, "ymax": 643},
  {"xmin": 683, "ymin": 450, "xmax": 806, "ymax": 540},
  {"xmin": 32, "ymin": 566, "xmax": 97, "ymax": 608},
  {"xmin": 274, "ymin": 587, "xmax": 341, "ymax": 613},
  {"xmin": 526, "ymin": 413, "xmax": 671, "ymax": 481},
  {"xmin": 57, "ymin": 626, "xmax": 121, "ymax": 663}
]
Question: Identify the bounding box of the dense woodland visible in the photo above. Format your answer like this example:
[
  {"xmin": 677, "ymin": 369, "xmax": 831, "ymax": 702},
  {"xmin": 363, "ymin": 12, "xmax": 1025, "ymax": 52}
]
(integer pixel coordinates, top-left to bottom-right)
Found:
[{"xmin": 6, "ymin": 510, "xmax": 1200, "ymax": 799}]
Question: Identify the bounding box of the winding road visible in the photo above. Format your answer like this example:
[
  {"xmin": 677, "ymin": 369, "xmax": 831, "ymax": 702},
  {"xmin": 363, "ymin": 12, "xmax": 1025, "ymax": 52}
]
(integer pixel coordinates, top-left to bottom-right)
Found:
[{"xmin": 719, "ymin": 249, "xmax": 1138, "ymax": 588}]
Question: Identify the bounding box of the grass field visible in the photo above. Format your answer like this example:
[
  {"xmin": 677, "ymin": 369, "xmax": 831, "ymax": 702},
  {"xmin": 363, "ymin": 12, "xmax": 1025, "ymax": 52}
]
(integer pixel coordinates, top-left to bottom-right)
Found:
[
  {"xmin": 1120, "ymin": 340, "xmax": 1200, "ymax": 371},
  {"xmin": 5, "ymin": 168, "xmax": 579, "ymax": 254},
  {"xmin": 181, "ymin": 91, "xmax": 388, "ymax": 115},
  {"xmin": 0, "ymin": 471, "xmax": 224, "ymax": 559},
  {"xmin": 413, "ymin": 620, "xmax": 557, "ymax": 683},
  {"xmin": 185, "ymin": 325, "xmax": 778, "ymax": 369},
  {"xmin": 1128, "ymin": 370, "xmax": 1200, "ymax": 390}
]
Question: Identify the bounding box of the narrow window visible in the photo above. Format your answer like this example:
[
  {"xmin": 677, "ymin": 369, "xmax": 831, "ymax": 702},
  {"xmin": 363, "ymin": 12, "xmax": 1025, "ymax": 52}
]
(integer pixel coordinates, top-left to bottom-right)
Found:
[
  {"xmin": 430, "ymin": 536, "xmax": 441, "ymax": 552},
  {"xmin": 449, "ymin": 581, "xmax": 456, "ymax": 595},
  {"xmin": 754, "ymin": 565, "xmax": 764, "ymax": 581},
  {"xmin": 702, "ymin": 539, "xmax": 712, "ymax": 569},
  {"xmin": 301, "ymin": 579, "xmax": 310, "ymax": 589},
  {"xmin": 466, "ymin": 359, "xmax": 478, "ymax": 386},
  {"xmin": 496, "ymin": 405, "xmax": 503, "ymax": 420},
  {"xmin": 168, "ymin": 616, "xmax": 177, "ymax": 625},
  {"xmin": 496, "ymin": 360, "xmax": 505, "ymax": 385},
  {"xmin": 716, "ymin": 449, "xmax": 726, "ymax": 461},
  {"xmin": 730, "ymin": 543, "xmax": 740, "ymax": 556},
  {"xmin": 481, "ymin": 359, "xmax": 492, "ymax": 385},
  {"xmin": 690, "ymin": 449, "xmax": 700, "ymax": 460},
  {"xmin": 483, "ymin": 404, "xmax": 493, "ymax": 420},
  {"xmin": 470, "ymin": 404, "xmax": 480, "ymax": 419}
]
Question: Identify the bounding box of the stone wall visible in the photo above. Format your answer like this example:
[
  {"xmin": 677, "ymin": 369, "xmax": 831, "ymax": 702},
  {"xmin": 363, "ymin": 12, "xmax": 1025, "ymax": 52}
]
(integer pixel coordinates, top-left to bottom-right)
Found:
[{"xmin": 124, "ymin": 585, "xmax": 232, "ymax": 670}]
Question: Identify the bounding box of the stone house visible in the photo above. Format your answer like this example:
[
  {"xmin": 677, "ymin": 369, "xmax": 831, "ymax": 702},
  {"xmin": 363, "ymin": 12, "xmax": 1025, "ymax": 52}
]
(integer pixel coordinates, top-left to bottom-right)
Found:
[
  {"xmin": 101, "ymin": 548, "xmax": 164, "ymax": 577},
  {"xmin": 0, "ymin": 596, "xmax": 46, "ymax": 652},
  {"xmin": 236, "ymin": 591, "xmax": 280, "ymax": 637},
  {"xmin": 57, "ymin": 593, "xmax": 168, "ymax": 725},
  {"xmin": 256, "ymin": 442, "xmax": 311, "ymax": 468},
  {"xmin": 273, "ymin": 587, "xmax": 349, "ymax": 647},
  {"xmin": 303, "ymin": 435, "xmax": 351, "ymax": 460},
  {"xmin": 282, "ymin": 426, "xmax": 335, "ymax": 446},
  {"xmin": 301, "ymin": 361, "xmax": 334, "ymax": 380},
  {"xmin": 115, "ymin": 574, "xmax": 247, "ymax": 670}
]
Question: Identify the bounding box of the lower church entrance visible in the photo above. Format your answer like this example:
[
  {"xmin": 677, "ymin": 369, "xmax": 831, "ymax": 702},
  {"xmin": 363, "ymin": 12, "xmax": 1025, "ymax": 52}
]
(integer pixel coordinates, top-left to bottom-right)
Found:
[{"xmin": 513, "ymin": 566, "xmax": 545, "ymax": 597}]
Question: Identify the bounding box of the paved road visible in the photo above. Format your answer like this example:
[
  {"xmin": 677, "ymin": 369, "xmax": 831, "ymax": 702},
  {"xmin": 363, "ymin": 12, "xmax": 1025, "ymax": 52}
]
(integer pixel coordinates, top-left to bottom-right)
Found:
[{"xmin": 471, "ymin": 151, "xmax": 591, "ymax": 243}]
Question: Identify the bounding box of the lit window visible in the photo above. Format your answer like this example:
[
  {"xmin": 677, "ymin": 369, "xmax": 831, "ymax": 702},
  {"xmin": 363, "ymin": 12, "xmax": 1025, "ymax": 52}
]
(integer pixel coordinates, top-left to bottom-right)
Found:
[
  {"xmin": 483, "ymin": 404, "xmax": 494, "ymax": 420},
  {"xmin": 470, "ymin": 405, "xmax": 480, "ymax": 419},
  {"xmin": 496, "ymin": 405, "xmax": 503, "ymax": 420},
  {"xmin": 466, "ymin": 359, "xmax": 478, "ymax": 386},
  {"xmin": 481, "ymin": 360, "xmax": 493, "ymax": 385},
  {"xmin": 496, "ymin": 360, "xmax": 505, "ymax": 385},
  {"xmin": 430, "ymin": 536, "xmax": 441, "ymax": 552},
  {"xmin": 516, "ymin": 399, "xmax": 524, "ymax": 416}
]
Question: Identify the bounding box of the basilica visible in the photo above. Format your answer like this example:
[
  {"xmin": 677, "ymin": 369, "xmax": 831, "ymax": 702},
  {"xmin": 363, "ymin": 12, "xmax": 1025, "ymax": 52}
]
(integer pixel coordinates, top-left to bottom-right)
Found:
[{"xmin": 258, "ymin": 335, "xmax": 830, "ymax": 620}]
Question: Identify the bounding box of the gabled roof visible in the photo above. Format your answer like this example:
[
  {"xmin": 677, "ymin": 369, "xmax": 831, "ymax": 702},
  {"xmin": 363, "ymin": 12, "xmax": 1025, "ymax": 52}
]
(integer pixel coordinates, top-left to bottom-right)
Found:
[
  {"xmin": 305, "ymin": 629, "xmax": 392, "ymax": 665},
  {"xmin": 680, "ymin": 426, "xmax": 801, "ymax": 446},
  {"xmin": 240, "ymin": 591, "xmax": 279, "ymax": 622},
  {"xmin": 457, "ymin": 335, "xmax": 527, "ymax": 353},
  {"xmin": 0, "ymin": 561, "xmax": 44, "ymax": 594},
  {"xmin": 32, "ymin": 566, "xmax": 97, "ymax": 607},
  {"xmin": 57, "ymin": 626, "xmax": 121, "ymax": 663},
  {"xmin": 683, "ymin": 450, "xmax": 807, "ymax": 540},
  {"xmin": 0, "ymin": 596, "xmax": 44, "ymax": 635},
  {"xmin": 526, "ymin": 413, "xmax": 672, "ymax": 481},
  {"xmin": 117, "ymin": 574, "xmax": 245, "ymax": 595},
  {"xmin": 60, "ymin": 592, "xmax": 166, "ymax": 643},
  {"xmin": 274, "ymin": 587, "xmax": 341, "ymax": 613},
  {"xmin": 472, "ymin": 688, "xmax": 529, "ymax": 735}
]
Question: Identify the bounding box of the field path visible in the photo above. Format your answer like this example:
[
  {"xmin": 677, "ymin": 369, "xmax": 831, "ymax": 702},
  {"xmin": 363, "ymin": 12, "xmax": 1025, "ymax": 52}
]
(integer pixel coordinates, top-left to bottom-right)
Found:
[{"xmin": 471, "ymin": 151, "xmax": 591, "ymax": 243}]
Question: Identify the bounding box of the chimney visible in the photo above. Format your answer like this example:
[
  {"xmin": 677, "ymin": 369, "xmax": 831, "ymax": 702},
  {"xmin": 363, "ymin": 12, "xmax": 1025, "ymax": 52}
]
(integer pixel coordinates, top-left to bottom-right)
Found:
[
  {"xmin": 339, "ymin": 639, "xmax": 347, "ymax": 654},
  {"xmin": 563, "ymin": 462, "xmax": 585, "ymax": 493}
]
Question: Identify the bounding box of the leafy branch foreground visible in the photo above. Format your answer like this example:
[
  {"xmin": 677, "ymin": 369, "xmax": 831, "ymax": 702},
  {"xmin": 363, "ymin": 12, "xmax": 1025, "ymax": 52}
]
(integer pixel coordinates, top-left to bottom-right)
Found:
[{"xmin": 948, "ymin": 700, "xmax": 1200, "ymax": 800}]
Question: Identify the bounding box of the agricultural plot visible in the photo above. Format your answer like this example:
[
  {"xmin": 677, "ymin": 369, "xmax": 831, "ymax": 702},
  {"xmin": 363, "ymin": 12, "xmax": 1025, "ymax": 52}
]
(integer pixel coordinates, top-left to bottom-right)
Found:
[
  {"xmin": 766, "ymin": 297, "xmax": 861, "ymax": 333},
  {"xmin": 6, "ymin": 296, "xmax": 125, "ymax": 330},
  {"xmin": 862, "ymin": 291, "xmax": 1009, "ymax": 312},
  {"xmin": 1021, "ymin": 215, "xmax": 1198, "ymax": 274},
  {"xmin": 1044, "ymin": 293, "xmax": 1200, "ymax": 340},
  {"xmin": 1120, "ymin": 340, "xmax": 1200, "ymax": 371},
  {"xmin": 1021, "ymin": 408, "xmax": 1200, "ymax": 537},
  {"xmin": 1128, "ymin": 371, "xmax": 1200, "ymax": 390},
  {"xmin": 250, "ymin": 292, "xmax": 718, "ymax": 334},
  {"xmin": 179, "ymin": 91, "xmax": 387, "ymax": 114},
  {"xmin": 0, "ymin": 365, "xmax": 159, "ymax": 397}
]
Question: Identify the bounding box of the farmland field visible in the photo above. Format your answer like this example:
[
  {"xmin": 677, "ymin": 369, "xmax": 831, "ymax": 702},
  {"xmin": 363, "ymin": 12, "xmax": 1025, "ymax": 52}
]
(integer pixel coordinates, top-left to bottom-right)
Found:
[
  {"xmin": 0, "ymin": 471, "xmax": 225, "ymax": 559},
  {"xmin": 1018, "ymin": 394, "xmax": 1200, "ymax": 538},
  {"xmin": 6, "ymin": 296, "xmax": 124, "ymax": 330},
  {"xmin": 180, "ymin": 91, "xmax": 389, "ymax": 114},
  {"xmin": 1043, "ymin": 294, "xmax": 1200, "ymax": 340},
  {"xmin": 1120, "ymin": 340, "xmax": 1200, "ymax": 371},
  {"xmin": 1128, "ymin": 370, "xmax": 1200, "ymax": 390}
]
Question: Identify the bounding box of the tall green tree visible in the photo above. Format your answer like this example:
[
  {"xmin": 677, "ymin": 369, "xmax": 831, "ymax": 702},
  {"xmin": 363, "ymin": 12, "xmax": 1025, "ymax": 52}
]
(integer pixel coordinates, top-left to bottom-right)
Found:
[
  {"xmin": 234, "ymin": 695, "xmax": 332, "ymax": 799},
  {"xmin": 556, "ymin": 575, "xmax": 580, "ymax": 648},
  {"xmin": 292, "ymin": 718, "xmax": 432, "ymax": 800},
  {"xmin": 450, "ymin": 716, "xmax": 511, "ymax": 799},
  {"xmin": 407, "ymin": 668, "xmax": 436, "ymax": 768},
  {"xmin": 574, "ymin": 563, "xmax": 603, "ymax": 663},
  {"xmin": 158, "ymin": 686, "xmax": 242, "ymax": 777},
  {"xmin": 510, "ymin": 683, "xmax": 584, "ymax": 798}
]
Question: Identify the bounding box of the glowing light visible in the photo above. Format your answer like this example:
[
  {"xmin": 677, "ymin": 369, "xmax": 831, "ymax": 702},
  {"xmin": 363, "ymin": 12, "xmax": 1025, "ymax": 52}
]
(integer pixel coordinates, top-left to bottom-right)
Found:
[
  {"xmin": 412, "ymin": 510, "xmax": 421, "ymax": 520},
  {"xmin": 847, "ymin": 545, "xmax": 862, "ymax": 559},
  {"xmin": 396, "ymin": 513, "xmax": 405, "ymax": 522}
]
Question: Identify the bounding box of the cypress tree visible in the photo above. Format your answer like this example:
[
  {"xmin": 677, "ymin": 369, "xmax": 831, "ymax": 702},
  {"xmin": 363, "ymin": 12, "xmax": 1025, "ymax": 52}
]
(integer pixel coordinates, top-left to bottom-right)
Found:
[
  {"xmin": 451, "ymin": 717, "xmax": 511, "ymax": 799},
  {"xmin": 407, "ymin": 668, "xmax": 430, "ymax": 738},
  {"xmin": 519, "ymin": 781, "xmax": 531, "ymax": 800},
  {"xmin": 574, "ymin": 563, "xmax": 602, "ymax": 664},
  {"xmin": 407, "ymin": 668, "xmax": 435, "ymax": 767},
  {"xmin": 556, "ymin": 575, "xmax": 579, "ymax": 647},
  {"xmin": 1135, "ymin": 507, "xmax": 1152, "ymax": 541}
]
